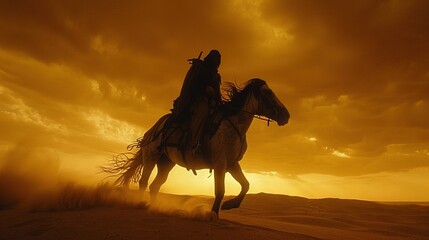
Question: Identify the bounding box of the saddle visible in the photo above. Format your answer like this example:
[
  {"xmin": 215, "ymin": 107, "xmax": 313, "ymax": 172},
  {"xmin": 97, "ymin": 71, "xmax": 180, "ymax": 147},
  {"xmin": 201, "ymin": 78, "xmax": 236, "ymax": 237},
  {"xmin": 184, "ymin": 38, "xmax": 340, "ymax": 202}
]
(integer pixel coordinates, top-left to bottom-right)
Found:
[
  {"xmin": 159, "ymin": 111, "xmax": 221, "ymax": 154},
  {"xmin": 156, "ymin": 108, "xmax": 222, "ymax": 174}
]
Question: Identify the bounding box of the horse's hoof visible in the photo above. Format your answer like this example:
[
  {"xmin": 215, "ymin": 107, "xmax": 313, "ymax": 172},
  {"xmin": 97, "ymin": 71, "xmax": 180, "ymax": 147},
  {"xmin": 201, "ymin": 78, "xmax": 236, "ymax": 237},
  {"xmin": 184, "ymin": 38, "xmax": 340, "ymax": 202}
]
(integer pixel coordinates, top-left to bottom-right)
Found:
[
  {"xmin": 221, "ymin": 199, "xmax": 238, "ymax": 210},
  {"xmin": 208, "ymin": 211, "xmax": 218, "ymax": 222}
]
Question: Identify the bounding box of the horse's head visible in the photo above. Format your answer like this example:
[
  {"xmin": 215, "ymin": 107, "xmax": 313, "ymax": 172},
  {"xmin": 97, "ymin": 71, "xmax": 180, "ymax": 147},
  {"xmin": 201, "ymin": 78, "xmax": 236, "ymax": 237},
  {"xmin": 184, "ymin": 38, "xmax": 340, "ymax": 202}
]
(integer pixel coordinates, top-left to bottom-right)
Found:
[{"xmin": 251, "ymin": 79, "xmax": 290, "ymax": 126}]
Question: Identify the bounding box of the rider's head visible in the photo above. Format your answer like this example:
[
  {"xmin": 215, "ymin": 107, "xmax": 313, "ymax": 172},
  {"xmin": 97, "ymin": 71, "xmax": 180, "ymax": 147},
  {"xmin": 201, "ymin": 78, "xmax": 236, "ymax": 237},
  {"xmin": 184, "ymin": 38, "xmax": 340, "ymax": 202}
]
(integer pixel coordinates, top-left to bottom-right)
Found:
[{"xmin": 204, "ymin": 50, "xmax": 221, "ymax": 69}]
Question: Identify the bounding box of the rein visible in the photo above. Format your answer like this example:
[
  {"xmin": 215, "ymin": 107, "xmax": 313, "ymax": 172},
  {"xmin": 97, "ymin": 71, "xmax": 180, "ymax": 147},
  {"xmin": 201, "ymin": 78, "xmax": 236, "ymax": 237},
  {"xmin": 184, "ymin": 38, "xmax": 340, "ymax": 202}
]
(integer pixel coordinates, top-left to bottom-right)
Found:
[
  {"xmin": 238, "ymin": 86, "xmax": 274, "ymax": 126},
  {"xmin": 239, "ymin": 109, "xmax": 273, "ymax": 126}
]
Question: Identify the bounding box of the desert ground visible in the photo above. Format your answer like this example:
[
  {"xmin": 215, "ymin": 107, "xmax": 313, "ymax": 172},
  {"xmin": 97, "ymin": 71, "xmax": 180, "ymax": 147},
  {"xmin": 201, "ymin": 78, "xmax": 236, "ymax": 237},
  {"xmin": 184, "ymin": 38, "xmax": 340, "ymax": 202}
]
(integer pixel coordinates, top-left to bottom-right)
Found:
[{"xmin": 1, "ymin": 183, "xmax": 428, "ymax": 240}]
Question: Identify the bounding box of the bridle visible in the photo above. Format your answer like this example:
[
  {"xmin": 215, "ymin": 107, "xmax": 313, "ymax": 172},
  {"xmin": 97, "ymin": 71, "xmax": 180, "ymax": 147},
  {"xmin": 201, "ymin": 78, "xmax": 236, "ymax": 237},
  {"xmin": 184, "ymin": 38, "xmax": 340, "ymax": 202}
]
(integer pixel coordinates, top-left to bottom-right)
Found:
[
  {"xmin": 239, "ymin": 109, "xmax": 273, "ymax": 126},
  {"xmin": 221, "ymin": 82, "xmax": 278, "ymax": 143},
  {"xmin": 223, "ymin": 107, "xmax": 273, "ymax": 145},
  {"xmin": 238, "ymin": 85, "xmax": 276, "ymax": 126}
]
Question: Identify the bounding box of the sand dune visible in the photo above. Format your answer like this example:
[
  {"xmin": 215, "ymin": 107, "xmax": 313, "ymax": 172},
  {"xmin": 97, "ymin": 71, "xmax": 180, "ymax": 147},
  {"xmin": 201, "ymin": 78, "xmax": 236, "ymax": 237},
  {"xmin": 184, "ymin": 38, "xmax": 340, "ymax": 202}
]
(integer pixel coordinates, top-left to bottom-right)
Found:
[
  {"xmin": 0, "ymin": 184, "xmax": 309, "ymax": 240},
  {"xmin": 223, "ymin": 193, "xmax": 429, "ymax": 240},
  {"xmin": 1, "ymin": 184, "xmax": 428, "ymax": 240},
  {"xmin": 1, "ymin": 207, "xmax": 305, "ymax": 240}
]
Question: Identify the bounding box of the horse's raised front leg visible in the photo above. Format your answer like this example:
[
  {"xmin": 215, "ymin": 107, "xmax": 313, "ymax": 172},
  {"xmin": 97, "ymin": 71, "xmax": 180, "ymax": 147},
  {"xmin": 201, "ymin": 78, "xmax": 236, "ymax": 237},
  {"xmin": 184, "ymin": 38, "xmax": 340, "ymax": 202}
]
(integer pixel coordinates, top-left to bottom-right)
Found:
[
  {"xmin": 221, "ymin": 162, "xmax": 249, "ymax": 210},
  {"xmin": 149, "ymin": 157, "xmax": 175, "ymax": 203},
  {"xmin": 211, "ymin": 168, "xmax": 226, "ymax": 216}
]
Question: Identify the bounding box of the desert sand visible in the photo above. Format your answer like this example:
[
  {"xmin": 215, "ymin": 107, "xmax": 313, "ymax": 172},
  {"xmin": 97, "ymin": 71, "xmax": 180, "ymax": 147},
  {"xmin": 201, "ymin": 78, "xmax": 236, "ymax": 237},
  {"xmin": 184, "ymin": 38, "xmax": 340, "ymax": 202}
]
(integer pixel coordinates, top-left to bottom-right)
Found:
[{"xmin": 1, "ymin": 182, "xmax": 428, "ymax": 240}]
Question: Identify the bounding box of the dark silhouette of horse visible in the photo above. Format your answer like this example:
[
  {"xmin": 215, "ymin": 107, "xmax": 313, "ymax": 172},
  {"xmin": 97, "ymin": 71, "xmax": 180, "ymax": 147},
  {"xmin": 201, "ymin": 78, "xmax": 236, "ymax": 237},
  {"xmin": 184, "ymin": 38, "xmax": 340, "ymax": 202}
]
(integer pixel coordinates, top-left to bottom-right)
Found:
[{"xmin": 105, "ymin": 79, "xmax": 290, "ymax": 218}]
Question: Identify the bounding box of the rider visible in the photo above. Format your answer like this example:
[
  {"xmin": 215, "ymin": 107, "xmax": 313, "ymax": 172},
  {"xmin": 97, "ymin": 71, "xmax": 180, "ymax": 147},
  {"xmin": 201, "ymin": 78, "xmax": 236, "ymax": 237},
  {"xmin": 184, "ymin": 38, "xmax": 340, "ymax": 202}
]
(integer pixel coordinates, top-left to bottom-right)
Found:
[{"xmin": 172, "ymin": 50, "xmax": 222, "ymax": 153}]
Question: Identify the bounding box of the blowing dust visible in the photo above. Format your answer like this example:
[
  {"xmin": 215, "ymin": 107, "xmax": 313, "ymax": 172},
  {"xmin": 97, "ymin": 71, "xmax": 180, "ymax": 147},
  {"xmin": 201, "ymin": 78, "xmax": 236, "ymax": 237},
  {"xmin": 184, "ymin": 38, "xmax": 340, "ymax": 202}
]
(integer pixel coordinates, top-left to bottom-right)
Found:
[{"xmin": 0, "ymin": 144, "xmax": 213, "ymax": 220}]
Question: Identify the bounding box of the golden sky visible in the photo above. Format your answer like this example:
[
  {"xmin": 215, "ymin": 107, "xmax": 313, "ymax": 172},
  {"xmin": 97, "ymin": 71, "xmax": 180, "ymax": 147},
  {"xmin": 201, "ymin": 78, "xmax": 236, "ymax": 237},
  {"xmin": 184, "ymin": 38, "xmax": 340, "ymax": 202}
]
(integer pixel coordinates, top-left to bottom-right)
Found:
[{"xmin": 1, "ymin": 0, "xmax": 428, "ymax": 201}]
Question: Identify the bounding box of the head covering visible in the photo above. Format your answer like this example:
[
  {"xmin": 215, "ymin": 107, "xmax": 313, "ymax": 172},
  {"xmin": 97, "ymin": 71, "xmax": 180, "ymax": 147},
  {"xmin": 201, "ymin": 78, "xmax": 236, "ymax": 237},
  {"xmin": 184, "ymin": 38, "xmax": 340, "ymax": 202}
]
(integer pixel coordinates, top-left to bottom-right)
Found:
[{"xmin": 204, "ymin": 50, "xmax": 221, "ymax": 68}]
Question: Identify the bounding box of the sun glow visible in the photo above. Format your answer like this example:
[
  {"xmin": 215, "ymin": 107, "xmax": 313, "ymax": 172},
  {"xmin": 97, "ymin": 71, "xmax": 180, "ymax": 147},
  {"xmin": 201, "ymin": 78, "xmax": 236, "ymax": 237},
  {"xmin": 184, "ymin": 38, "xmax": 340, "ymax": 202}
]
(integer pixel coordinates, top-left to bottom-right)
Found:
[{"xmin": 135, "ymin": 167, "xmax": 293, "ymax": 197}]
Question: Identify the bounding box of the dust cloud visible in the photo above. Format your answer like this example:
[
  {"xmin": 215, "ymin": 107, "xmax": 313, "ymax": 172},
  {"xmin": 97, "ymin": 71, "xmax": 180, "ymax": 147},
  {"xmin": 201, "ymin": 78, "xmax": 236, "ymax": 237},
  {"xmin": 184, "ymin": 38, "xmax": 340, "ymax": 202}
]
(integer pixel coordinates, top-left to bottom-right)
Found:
[{"xmin": 0, "ymin": 144, "xmax": 213, "ymax": 220}]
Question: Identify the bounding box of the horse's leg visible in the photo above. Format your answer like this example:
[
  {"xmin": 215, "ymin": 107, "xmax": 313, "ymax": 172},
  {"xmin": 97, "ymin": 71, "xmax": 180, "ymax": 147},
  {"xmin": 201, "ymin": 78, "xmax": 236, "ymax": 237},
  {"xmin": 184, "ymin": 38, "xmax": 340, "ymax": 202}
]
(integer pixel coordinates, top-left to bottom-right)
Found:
[
  {"xmin": 149, "ymin": 157, "xmax": 175, "ymax": 203},
  {"xmin": 211, "ymin": 168, "xmax": 226, "ymax": 216},
  {"xmin": 221, "ymin": 162, "xmax": 249, "ymax": 210},
  {"xmin": 138, "ymin": 151, "xmax": 157, "ymax": 192}
]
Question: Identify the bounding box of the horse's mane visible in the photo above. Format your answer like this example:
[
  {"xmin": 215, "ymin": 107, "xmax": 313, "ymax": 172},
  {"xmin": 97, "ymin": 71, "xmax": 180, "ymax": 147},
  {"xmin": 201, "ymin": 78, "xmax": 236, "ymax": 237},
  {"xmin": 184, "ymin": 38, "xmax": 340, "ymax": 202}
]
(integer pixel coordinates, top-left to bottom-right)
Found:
[{"xmin": 221, "ymin": 78, "xmax": 266, "ymax": 116}]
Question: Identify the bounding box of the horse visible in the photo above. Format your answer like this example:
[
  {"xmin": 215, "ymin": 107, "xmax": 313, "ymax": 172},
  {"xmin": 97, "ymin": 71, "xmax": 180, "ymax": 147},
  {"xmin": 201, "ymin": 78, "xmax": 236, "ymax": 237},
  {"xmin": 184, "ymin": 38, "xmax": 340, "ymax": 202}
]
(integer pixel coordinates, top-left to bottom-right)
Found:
[{"xmin": 105, "ymin": 78, "xmax": 290, "ymax": 216}]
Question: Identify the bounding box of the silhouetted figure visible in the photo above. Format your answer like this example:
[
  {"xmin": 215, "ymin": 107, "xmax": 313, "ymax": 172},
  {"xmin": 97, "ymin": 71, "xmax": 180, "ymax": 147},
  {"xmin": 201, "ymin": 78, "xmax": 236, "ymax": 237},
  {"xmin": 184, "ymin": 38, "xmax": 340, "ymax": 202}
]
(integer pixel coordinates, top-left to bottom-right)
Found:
[{"xmin": 172, "ymin": 50, "xmax": 222, "ymax": 153}]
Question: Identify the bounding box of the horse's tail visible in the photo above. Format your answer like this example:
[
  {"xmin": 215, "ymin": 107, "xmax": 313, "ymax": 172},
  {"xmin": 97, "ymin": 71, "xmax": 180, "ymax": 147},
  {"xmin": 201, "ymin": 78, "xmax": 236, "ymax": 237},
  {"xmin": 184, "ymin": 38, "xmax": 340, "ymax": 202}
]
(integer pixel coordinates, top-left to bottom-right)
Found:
[
  {"xmin": 102, "ymin": 114, "xmax": 171, "ymax": 188},
  {"xmin": 102, "ymin": 142, "xmax": 144, "ymax": 188}
]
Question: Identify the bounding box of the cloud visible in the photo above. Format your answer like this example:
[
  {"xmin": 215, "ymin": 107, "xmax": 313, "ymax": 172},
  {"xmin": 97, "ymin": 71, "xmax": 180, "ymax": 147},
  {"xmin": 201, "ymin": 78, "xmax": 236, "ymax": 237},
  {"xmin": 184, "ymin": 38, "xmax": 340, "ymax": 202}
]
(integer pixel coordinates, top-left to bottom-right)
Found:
[{"xmin": 1, "ymin": 0, "xmax": 429, "ymax": 201}]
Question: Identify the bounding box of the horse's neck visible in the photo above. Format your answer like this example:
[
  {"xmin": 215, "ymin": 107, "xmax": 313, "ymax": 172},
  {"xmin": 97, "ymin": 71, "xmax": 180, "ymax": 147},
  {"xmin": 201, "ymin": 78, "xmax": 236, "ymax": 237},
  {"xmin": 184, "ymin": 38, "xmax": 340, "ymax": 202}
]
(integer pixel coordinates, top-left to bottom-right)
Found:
[{"xmin": 227, "ymin": 95, "xmax": 256, "ymax": 137}]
